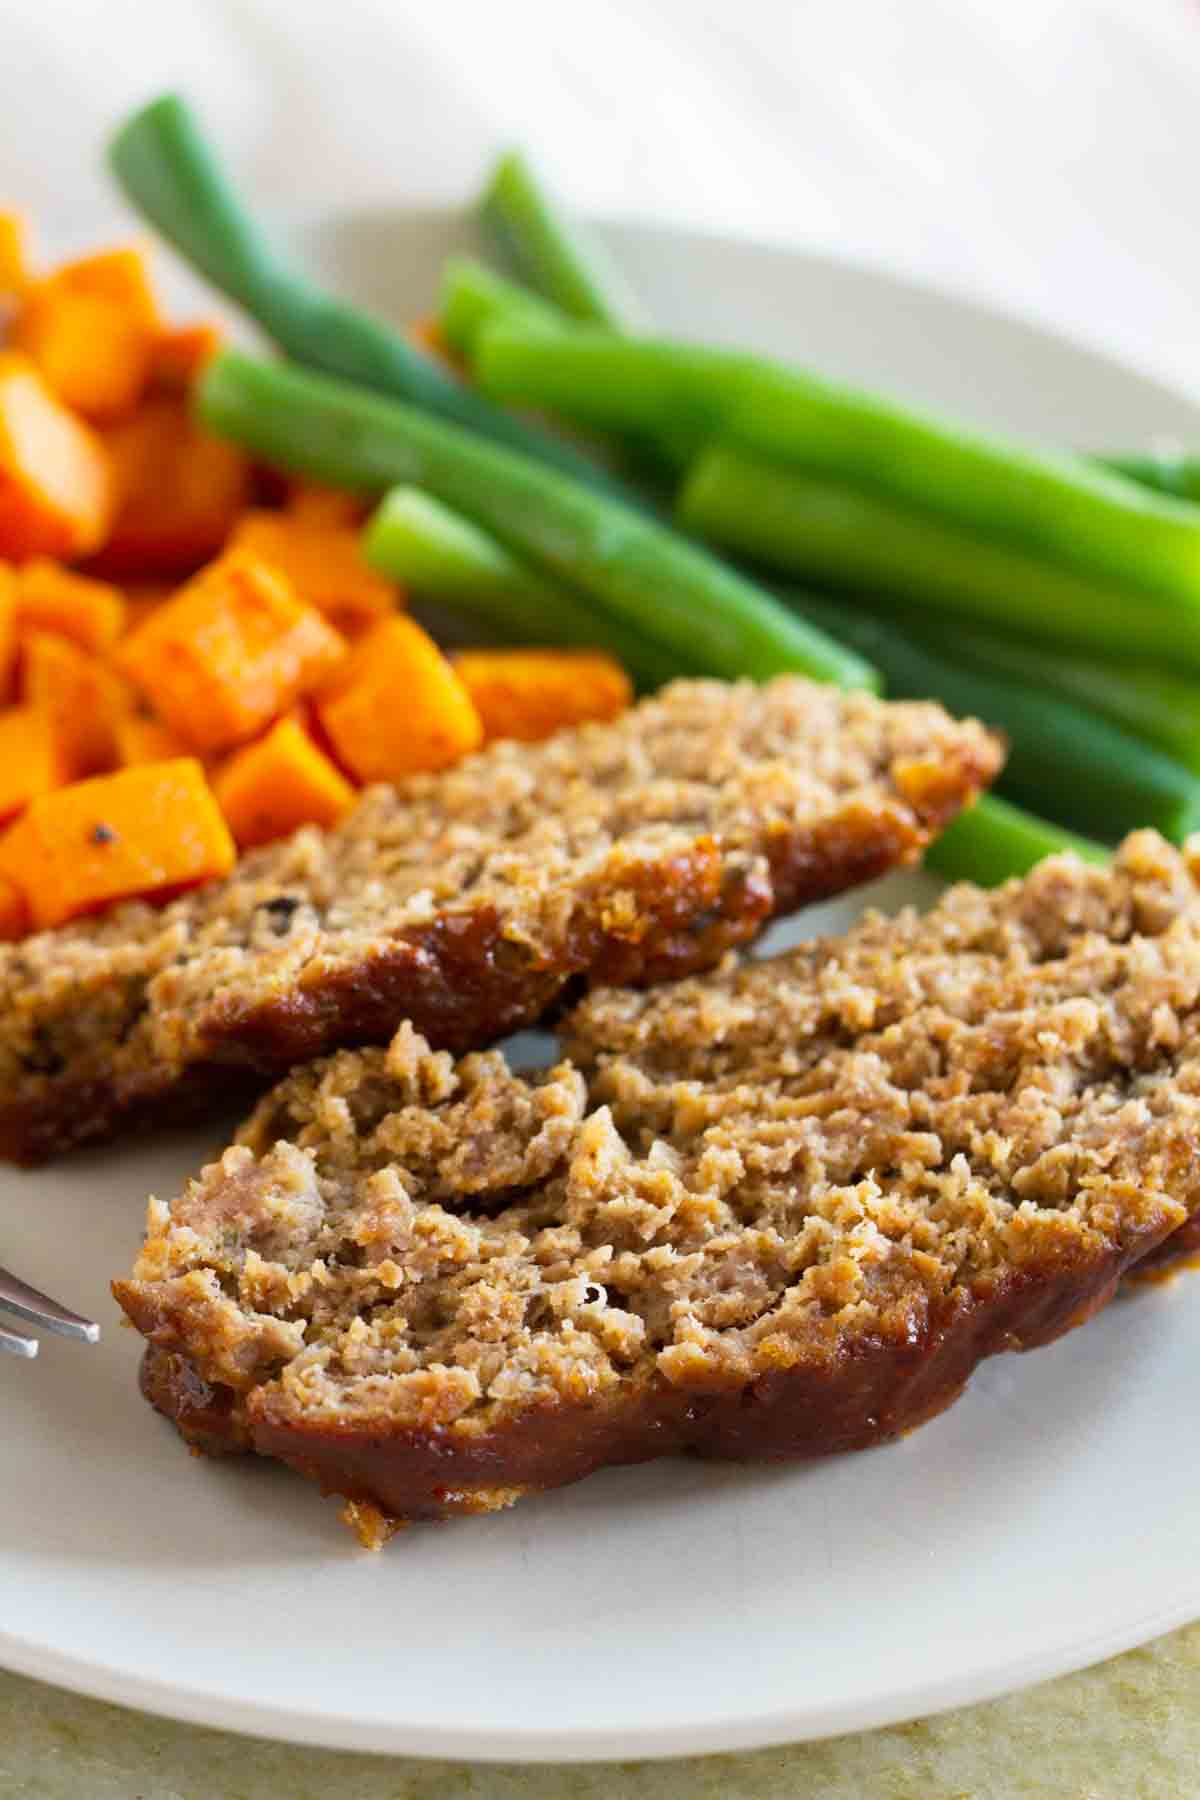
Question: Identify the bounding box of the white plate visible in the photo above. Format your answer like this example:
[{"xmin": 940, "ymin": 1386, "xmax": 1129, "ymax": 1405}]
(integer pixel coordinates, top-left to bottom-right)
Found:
[{"xmin": 3, "ymin": 211, "xmax": 1200, "ymax": 1764}]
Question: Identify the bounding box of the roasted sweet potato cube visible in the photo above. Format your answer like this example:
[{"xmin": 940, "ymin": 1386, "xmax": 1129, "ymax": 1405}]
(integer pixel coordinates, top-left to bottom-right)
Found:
[
  {"xmin": 150, "ymin": 321, "xmax": 224, "ymax": 393},
  {"xmin": 0, "ymin": 758, "xmax": 235, "ymax": 929},
  {"xmin": 23, "ymin": 631, "xmax": 129, "ymax": 777},
  {"xmin": 0, "ymin": 353, "xmax": 113, "ymax": 560},
  {"xmin": 317, "ymin": 616, "xmax": 482, "ymax": 781},
  {"xmin": 15, "ymin": 285, "xmax": 153, "ymax": 423},
  {"xmin": 120, "ymin": 551, "xmax": 346, "ymax": 753},
  {"xmin": 0, "ymin": 564, "xmax": 16, "ymax": 701},
  {"xmin": 454, "ymin": 649, "xmax": 633, "ymax": 743},
  {"xmin": 229, "ymin": 510, "xmax": 398, "ymax": 635},
  {"xmin": 285, "ymin": 481, "xmax": 369, "ymax": 528},
  {"xmin": 0, "ymin": 871, "xmax": 27, "ymax": 939},
  {"xmin": 53, "ymin": 246, "xmax": 160, "ymax": 330},
  {"xmin": 0, "ymin": 212, "xmax": 30, "ymax": 298},
  {"xmin": 0, "ymin": 706, "xmax": 70, "ymax": 820},
  {"xmin": 90, "ymin": 396, "xmax": 250, "ymax": 577},
  {"xmin": 16, "ymin": 559, "xmax": 124, "ymax": 651},
  {"xmin": 214, "ymin": 714, "xmax": 356, "ymax": 848},
  {"xmin": 113, "ymin": 711, "xmax": 183, "ymax": 768}
]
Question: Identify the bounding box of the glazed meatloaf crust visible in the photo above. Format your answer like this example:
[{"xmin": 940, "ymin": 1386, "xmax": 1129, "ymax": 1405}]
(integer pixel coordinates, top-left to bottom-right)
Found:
[
  {"xmin": 117, "ymin": 831, "xmax": 1200, "ymax": 1544},
  {"xmin": 0, "ymin": 676, "xmax": 998, "ymax": 1163}
]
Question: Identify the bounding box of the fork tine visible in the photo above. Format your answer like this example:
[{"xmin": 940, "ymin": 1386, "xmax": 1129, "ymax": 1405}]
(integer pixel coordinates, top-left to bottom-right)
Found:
[
  {"xmin": 0, "ymin": 1266, "xmax": 99, "ymax": 1344},
  {"xmin": 0, "ymin": 1322, "xmax": 38, "ymax": 1358}
]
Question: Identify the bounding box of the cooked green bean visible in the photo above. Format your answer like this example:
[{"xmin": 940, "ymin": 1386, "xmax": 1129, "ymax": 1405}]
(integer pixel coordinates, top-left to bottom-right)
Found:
[
  {"xmin": 108, "ymin": 95, "xmax": 630, "ymax": 496},
  {"xmin": 785, "ymin": 590, "xmax": 1200, "ymax": 843},
  {"xmin": 478, "ymin": 324, "xmax": 1200, "ymax": 623},
  {"xmin": 199, "ymin": 349, "xmax": 876, "ymax": 691},
  {"xmin": 680, "ymin": 443, "xmax": 1200, "ymax": 670},
  {"xmin": 926, "ymin": 795, "xmax": 1106, "ymax": 886},
  {"xmin": 874, "ymin": 604, "xmax": 1200, "ymax": 771},
  {"xmin": 1099, "ymin": 450, "xmax": 1200, "ymax": 503},
  {"xmin": 439, "ymin": 256, "xmax": 563, "ymax": 359},
  {"xmin": 365, "ymin": 488, "xmax": 681, "ymax": 689},
  {"xmin": 481, "ymin": 149, "xmax": 644, "ymax": 329}
]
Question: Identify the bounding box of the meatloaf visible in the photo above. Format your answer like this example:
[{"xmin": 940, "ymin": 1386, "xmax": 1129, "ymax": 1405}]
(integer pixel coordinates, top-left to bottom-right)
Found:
[
  {"xmin": 0, "ymin": 676, "xmax": 998, "ymax": 1163},
  {"xmin": 116, "ymin": 830, "xmax": 1200, "ymax": 1545}
]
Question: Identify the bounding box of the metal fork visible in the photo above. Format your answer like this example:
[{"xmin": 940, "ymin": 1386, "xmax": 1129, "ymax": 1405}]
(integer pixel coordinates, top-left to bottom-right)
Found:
[{"xmin": 0, "ymin": 1265, "xmax": 99, "ymax": 1359}]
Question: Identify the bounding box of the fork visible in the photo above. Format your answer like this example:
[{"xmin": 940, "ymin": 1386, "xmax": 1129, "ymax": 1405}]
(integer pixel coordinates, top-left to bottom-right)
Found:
[{"xmin": 0, "ymin": 1266, "xmax": 99, "ymax": 1359}]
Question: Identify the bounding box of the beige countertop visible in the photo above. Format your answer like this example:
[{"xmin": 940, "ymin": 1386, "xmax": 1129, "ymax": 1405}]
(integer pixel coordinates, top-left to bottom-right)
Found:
[{"xmin": 2, "ymin": 1624, "xmax": 1195, "ymax": 1799}]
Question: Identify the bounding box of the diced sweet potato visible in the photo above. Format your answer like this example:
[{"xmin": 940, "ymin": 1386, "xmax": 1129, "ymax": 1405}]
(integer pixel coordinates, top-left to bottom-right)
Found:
[
  {"xmin": 228, "ymin": 510, "xmax": 399, "ymax": 635},
  {"xmin": 23, "ymin": 630, "xmax": 129, "ymax": 777},
  {"xmin": 113, "ymin": 710, "xmax": 184, "ymax": 768},
  {"xmin": 53, "ymin": 246, "xmax": 159, "ymax": 330},
  {"xmin": 16, "ymin": 559, "xmax": 124, "ymax": 650},
  {"xmin": 89, "ymin": 396, "xmax": 250, "ymax": 577},
  {"xmin": 285, "ymin": 481, "xmax": 369, "ymax": 528},
  {"xmin": 0, "ymin": 212, "xmax": 30, "ymax": 298},
  {"xmin": 0, "ymin": 758, "xmax": 235, "ymax": 929},
  {"xmin": 0, "ymin": 870, "xmax": 27, "ymax": 940},
  {"xmin": 150, "ymin": 321, "xmax": 224, "ymax": 393},
  {"xmin": 15, "ymin": 286, "xmax": 153, "ymax": 423},
  {"xmin": 214, "ymin": 713, "xmax": 356, "ymax": 848},
  {"xmin": 0, "ymin": 705, "xmax": 70, "ymax": 820},
  {"xmin": 454, "ymin": 649, "xmax": 633, "ymax": 744},
  {"xmin": 317, "ymin": 616, "xmax": 482, "ymax": 782},
  {"xmin": 0, "ymin": 564, "xmax": 16, "ymax": 702},
  {"xmin": 120, "ymin": 551, "xmax": 346, "ymax": 754},
  {"xmin": 0, "ymin": 352, "xmax": 113, "ymax": 560}
]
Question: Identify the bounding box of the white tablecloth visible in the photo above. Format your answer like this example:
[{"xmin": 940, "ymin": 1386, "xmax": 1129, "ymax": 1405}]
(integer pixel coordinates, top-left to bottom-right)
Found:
[{"xmin": 5, "ymin": 0, "xmax": 1200, "ymax": 393}]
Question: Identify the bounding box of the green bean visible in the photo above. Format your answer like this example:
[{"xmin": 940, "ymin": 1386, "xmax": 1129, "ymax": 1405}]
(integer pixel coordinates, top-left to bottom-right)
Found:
[
  {"xmin": 1099, "ymin": 450, "xmax": 1200, "ymax": 503},
  {"xmin": 477, "ymin": 324, "xmax": 1200, "ymax": 620},
  {"xmin": 481, "ymin": 149, "xmax": 645, "ymax": 329},
  {"xmin": 785, "ymin": 591, "xmax": 1200, "ymax": 843},
  {"xmin": 680, "ymin": 443, "xmax": 1200, "ymax": 671},
  {"xmin": 876, "ymin": 604, "xmax": 1200, "ymax": 771},
  {"xmin": 476, "ymin": 326, "xmax": 745, "ymax": 461},
  {"xmin": 108, "ymin": 95, "xmax": 630, "ymax": 497},
  {"xmin": 439, "ymin": 256, "xmax": 564, "ymax": 360},
  {"xmin": 926, "ymin": 795, "xmax": 1106, "ymax": 886},
  {"xmin": 199, "ymin": 349, "xmax": 876, "ymax": 692},
  {"xmin": 365, "ymin": 488, "xmax": 681, "ymax": 690}
]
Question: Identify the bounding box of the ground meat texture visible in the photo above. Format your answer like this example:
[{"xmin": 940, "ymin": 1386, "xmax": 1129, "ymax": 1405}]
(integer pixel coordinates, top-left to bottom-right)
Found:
[
  {"xmin": 0, "ymin": 677, "xmax": 998, "ymax": 1162},
  {"xmin": 115, "ymin": 831, "xmax": 1200, "ymax": 1544}
]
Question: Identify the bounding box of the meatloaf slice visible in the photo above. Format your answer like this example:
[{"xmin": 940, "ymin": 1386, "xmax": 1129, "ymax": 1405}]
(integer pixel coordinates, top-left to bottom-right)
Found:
[
  {"xmin": 116, "ymin": 830, "xmax": 1200, "ymax": 1545},
  {"xmin": 0, "ymin": 676, "xmax": 998, "ymax": 1163}
]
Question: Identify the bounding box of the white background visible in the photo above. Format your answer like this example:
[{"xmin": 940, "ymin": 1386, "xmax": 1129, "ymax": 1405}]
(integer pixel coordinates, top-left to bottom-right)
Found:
[{"xmin": 4, "ymin": 0, "xmax": 1200, "ymax": 392}]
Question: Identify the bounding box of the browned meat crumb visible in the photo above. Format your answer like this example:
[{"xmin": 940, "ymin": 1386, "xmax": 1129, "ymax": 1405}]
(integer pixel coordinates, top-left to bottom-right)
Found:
[
  {"xmin": 0, "ymin": 676, "xmax": 998, "ymax": 1162},
  {"xmin": 116, "ymin": 831, "xmax": 1200, "ymax": 1540}
]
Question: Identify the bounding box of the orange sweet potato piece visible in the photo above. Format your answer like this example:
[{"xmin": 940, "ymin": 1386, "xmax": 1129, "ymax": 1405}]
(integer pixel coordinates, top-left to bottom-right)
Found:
[
  {"xmin": 23, "ymin": 630, "xmax": 129, "ymax": 777},
  {"xmin": 0, "ymin": 212, "xmax": 30, "ymax": 298},
  {"xmin": 113, "ymin": 710, "xmax": 184, "ymax": 768},
  {"xmin": 0, "ymin": 352, "xmax": 113, "ymax": 560},
  {"xmin": 90, "ymin": 396, "xmax": 251, "ymax": 577},
  {"xmin": 120, "ymin": 551, "xmax": 346, "ymax": 754},
  {"xmin": 0, "ymin": 705, "xmax": 70, "ymax": 820},
  {"xmin": 454, "ymin": 649, "xmax": 632, "ymax": 744},
  {"xmin": 0, "ymin": 758, "xmax": 235, "ymax": 929},
  {"xmin": 0, "ymin": 564, "xmax": 16, "ymax": 701},
  {"xmin": 214, "ymin": 713, "xmax": 356, "ymax": 848},
  {"xmin": 150, "ymin": 321, "xmax": 224, "ymax": 393},
  {"xmin": 285, "ymin": 481, "xmax": 369, "ymax": 528},
  {"xmin": 228, "ymin": 510, "xmax": 399, "ymax": 635},
  {"xmin": 0, "ymin": 870, "xmax": 27, "ymax": 939},
  {"xmin": 16, "ymin": 559, "xmax": 124, "ymax": 650},
  {"xmin": 13, "ymin": 244, "xmax": 161, "ymax": 423},
  {"xmin": 15, "ymin": 285, "xmax": 153, "ymax": 423},
  {"xmin": 317, "ymin": 616, "xmax": 482, "ymax": 782}
]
